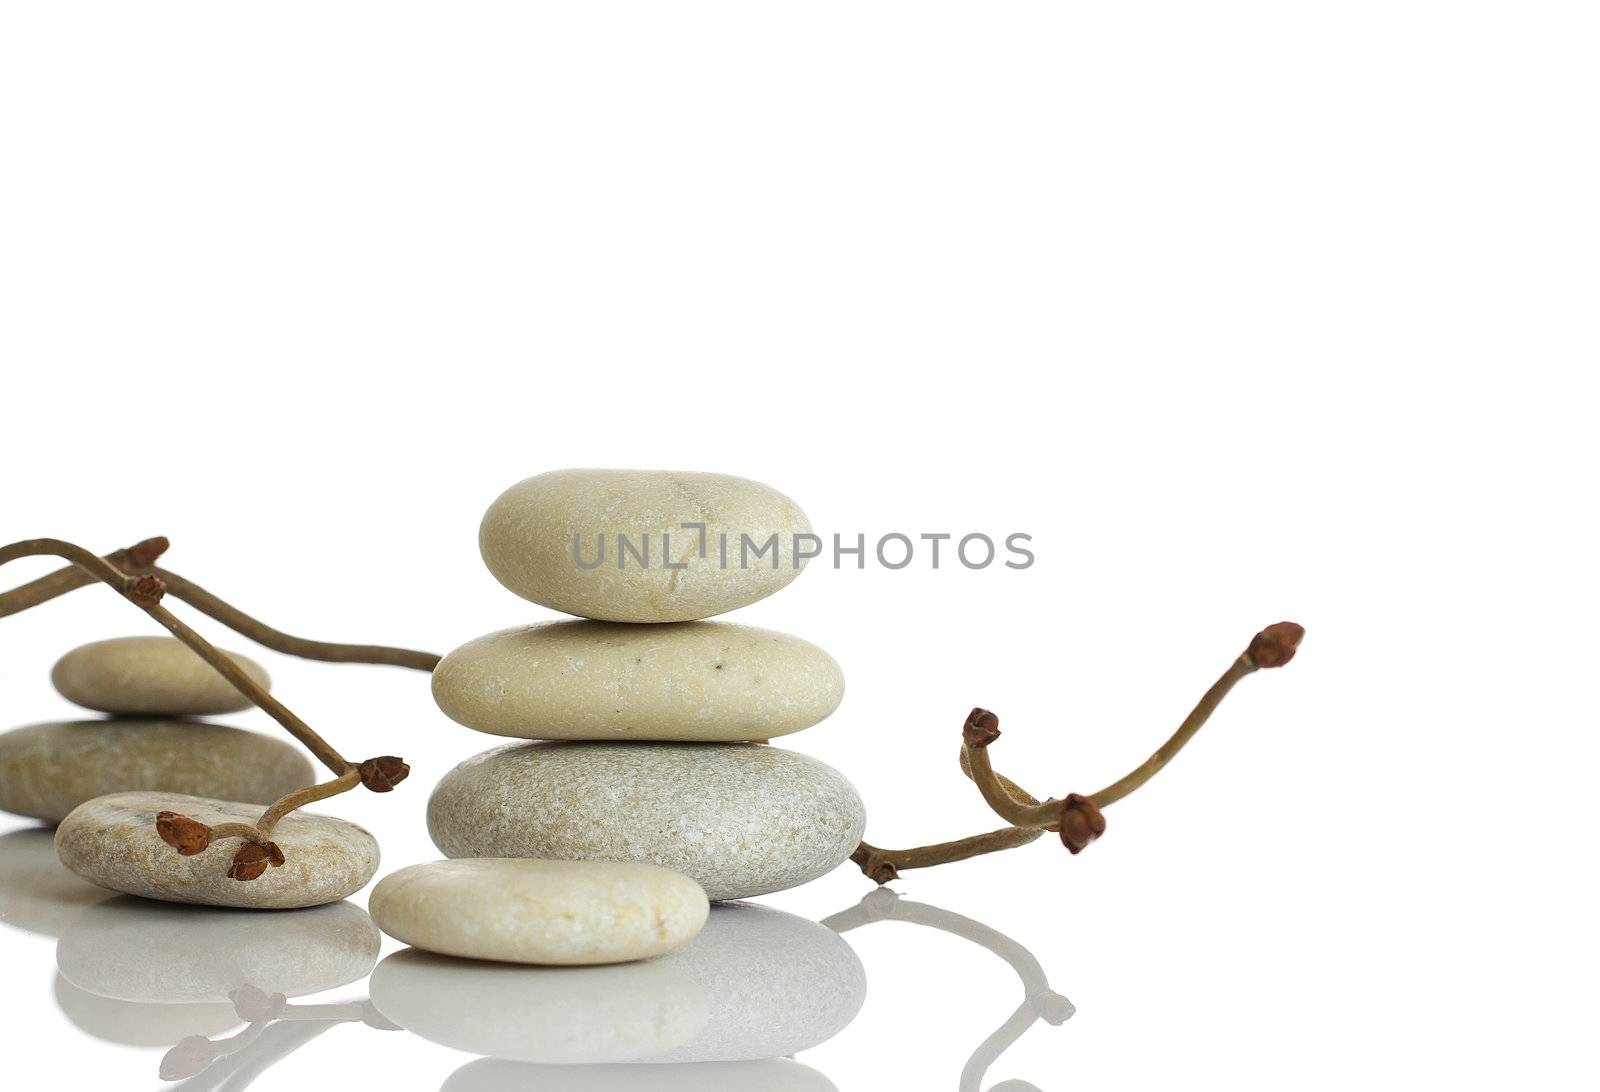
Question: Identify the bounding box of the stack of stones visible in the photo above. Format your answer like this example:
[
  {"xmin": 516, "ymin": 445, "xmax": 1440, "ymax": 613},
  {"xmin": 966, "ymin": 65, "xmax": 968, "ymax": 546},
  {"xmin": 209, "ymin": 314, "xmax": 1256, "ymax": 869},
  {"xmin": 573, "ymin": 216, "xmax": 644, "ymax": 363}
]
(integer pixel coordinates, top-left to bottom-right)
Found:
[
  {"xmin": 0, "ymin": 636, "xmax": 312, "ymax": 824},
  {"xmin": 419, "ymin": 469, "xmax": 866, "ymax": 925}
]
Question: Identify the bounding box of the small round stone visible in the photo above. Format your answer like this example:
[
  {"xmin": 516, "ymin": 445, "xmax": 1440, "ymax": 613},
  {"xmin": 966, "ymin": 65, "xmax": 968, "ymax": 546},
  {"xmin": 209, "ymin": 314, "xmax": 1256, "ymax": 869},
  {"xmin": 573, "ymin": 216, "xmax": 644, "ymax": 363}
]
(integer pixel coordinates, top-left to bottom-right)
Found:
[
  {"xmin": 56, "ymin": 895, "xmax": 380, "ymax": 1001},
  {"xmin": 52, "ymin": 636, "xmax": 272, "ymax": 716},
  {"xmin": 427, "ymin": 742, "xmax": 866, "ymax": 902},
  {"xmin": 370, "ymin": 859, "xmax": 709, "ymax": 965},
  {"xmin": 479, "ymin": 469, "xmax": 812, "ymax": 623},
  {"xmin": 372, "ymin": 903, "xmax": 865, "ymax": 1065},
  {"xmin": 0, "ymin": 719, "xmax": 314, "ymax": 823},
  {"xmin": 55, "ymin": 791, "xmax": 380, "ymax": 909},
  {"xmin": 431, "ymin": 621, "xmax": 845, "ymax": 743}
]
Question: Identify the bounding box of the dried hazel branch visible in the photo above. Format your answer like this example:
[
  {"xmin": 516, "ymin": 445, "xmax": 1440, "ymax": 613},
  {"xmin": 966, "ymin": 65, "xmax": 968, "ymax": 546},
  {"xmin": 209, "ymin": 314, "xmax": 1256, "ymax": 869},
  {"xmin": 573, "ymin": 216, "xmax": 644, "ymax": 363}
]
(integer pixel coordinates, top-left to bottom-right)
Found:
[
  {"xmin": 0, "ymin": 535, "xmax": 441, "ymax": 670},
  {"xmin": 854, "ymin": 621, "xmax": 1305, "ymax": 882},
  {"xmin": 1, "ymin": 537, "xmax": 420, "ymax": 880}
]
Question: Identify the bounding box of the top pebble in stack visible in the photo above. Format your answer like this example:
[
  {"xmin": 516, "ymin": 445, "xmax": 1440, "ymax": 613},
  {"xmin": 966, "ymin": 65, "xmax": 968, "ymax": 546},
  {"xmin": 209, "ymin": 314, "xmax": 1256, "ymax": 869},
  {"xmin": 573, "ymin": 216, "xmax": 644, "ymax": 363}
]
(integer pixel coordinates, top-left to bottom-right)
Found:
[{"xmin": 428, "ymin": 469, "xmax": 866, "ymax": 901}]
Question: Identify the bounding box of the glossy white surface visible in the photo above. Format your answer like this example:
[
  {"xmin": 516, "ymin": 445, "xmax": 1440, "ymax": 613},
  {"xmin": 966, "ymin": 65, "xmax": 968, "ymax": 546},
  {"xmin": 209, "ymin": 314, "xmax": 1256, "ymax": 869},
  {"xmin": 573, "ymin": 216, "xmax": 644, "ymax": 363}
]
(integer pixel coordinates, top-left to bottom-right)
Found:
[{"xmin": 2, "ymin": 2, "xmax": 1596, "ymax": 1087}]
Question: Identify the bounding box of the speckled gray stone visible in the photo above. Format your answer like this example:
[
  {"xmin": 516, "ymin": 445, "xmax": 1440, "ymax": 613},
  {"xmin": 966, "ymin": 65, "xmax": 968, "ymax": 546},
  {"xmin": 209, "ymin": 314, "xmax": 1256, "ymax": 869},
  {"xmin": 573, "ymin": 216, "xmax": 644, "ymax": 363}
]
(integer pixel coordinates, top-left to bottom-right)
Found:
[
  {"xmin": 55, "ymin": 792, "xmax": 380, "ymax": 909},
  {"xmin": 479, "ymin": 469, "xmax": 812, "ymax": 623},
  {"xmin": 0, "ymin": 719, "xmax": 314, "ymax": 823},
  {"xmin": 52, "ymin": 636, "xmax": 272, "ymax": 715},
  {"xmin": 371, "ymin": 902, "xmax": 865, "ymax": 1065},
  {"xmin": 56, "ymin": 895, "xmax": 380, "ymax": 1001},
  {"xmin": 431, "ymin": 621, "xmax": 845, "ymax": 742},
  {"xmin": 371, "ymin": 859, "xmax": 708, "ymax": 965},
  {"xmin": 427, "ymin": 743, "xmax": 866, "ymax": 902},
  {"xmin": 444, "ymin": 1058, "xmax": 839, "ymax": 1092}
]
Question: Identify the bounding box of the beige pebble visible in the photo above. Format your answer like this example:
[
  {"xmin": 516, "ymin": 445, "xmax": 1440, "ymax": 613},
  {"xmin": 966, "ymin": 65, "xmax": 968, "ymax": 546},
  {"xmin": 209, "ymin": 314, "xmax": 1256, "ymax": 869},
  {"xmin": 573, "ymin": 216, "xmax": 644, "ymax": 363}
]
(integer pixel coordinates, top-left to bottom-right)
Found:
[
  {"xmin": 55, "ymin": 791, "xmax": 379, "ymax": 909},
  {"xmin": 427, "ymin": 742, "xmax": 866, "ymax": 902},
  {"xmin": 371, "ymin": 902, "xmax": 865, "ymax": 1065},
  {"xmin": 53, "ymin": 636, "xmax": 271, "ymax": 716},
  {"xmin": 0, "ymin": 719, "xmax": 313, "ymax": 823},
  {"xmin": 371, "ymin": 858, "xmax": 708, "ymax": 965},
  {"xmin": 431, "ymin": 620, "xmax": 844, "ymax": 742},
  {"xmin": 479, "ymin": 469, "xmax": 812, "ymax": 622}
]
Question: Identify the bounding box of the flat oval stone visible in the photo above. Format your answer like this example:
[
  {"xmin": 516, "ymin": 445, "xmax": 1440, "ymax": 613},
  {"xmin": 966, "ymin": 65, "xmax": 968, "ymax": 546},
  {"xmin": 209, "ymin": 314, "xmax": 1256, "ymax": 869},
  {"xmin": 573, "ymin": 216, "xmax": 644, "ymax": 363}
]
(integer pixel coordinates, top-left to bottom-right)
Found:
[
  {"xmin": 479, "ymin": 469, "xmax": 812, "ymax": 623},
  {"xmin": 372, "ymin": 903, "xmax": 865, "ymax": 1065},
  {"xmin": 0, "ymin": 719, "xmax": 314, "ymax": 823},
  {"xmin": 52, "ymin": 636, "xmax": 272, "ymax": 715},
  {"xmin": 431, "ymin": 621, "xmax": 844, "ymax": 742},
  {"xmin": 57, "ymin": 895, "xmax": 380, "ymax": 1001},
  {"xmin": 427, "ymin": 743, "xmax": 866, "ymax": 902},
  {"xmin": 371, "ymin": 859, "xmax": 709, "ymax": 965},
  {"xmin": 55, "ymin": 792, "xmax": 380, "ymax": 909}
]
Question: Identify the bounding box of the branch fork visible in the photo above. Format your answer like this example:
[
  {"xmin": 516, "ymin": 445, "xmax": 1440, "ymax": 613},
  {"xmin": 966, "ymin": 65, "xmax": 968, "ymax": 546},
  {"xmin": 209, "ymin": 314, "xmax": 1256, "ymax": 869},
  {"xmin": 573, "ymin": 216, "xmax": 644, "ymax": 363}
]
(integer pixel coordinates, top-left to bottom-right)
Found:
[
  {"xmin": 2, "ymin": 536, "xmax": 432, "ymax": 882},
  {"xmin": 855, "ymin": 621, "xmax": 1305, "ymax": 882}
]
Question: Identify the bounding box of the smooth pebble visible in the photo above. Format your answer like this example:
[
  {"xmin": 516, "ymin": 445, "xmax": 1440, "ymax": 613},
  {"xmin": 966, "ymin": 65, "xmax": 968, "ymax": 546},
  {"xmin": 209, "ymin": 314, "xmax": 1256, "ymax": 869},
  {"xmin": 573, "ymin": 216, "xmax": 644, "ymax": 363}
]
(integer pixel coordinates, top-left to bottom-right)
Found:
[
  {"xmin": 431, "ymin": 621, "xmax": 844, "ymax": 743},
  {"xmin": 0, "ymin": 719, "xmax": 313, "ymax": 823},
  {"xmin": 52, "ymin": 636, "xmax": 271, "ymax": 715},
  {"xmin": 479, "ymin": 469, "xmax": 811, "ymax": 622},
  {"xmin": 55, "ymin": 792, "xmax": 380, "ymax": 909},
  {"xmin": 371, "ymin": 858, "xmax": 708, "ymax": 965},
  {"xmin": 370, "ymin": 902, "xmax": 865, "ymax": 1064},
  {"xmin": 427, "ymin": 742, "xmax": 865, "ymax": 902}
]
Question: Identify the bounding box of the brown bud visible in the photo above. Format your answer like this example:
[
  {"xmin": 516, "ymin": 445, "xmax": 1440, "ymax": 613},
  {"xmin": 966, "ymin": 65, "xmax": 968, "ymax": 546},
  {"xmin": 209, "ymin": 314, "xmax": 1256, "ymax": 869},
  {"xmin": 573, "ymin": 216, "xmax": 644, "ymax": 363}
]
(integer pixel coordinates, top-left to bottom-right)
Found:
[
  {"xmin": 868, "ymin": 859, "xmax": 899, "ymax": 885},
  {"xmin": 265, "ymin": 841, "xmax": 285, "ymax": 867},
  {"xmin": 1247, "ymin": 621, "xmax": 1305, "ymax": 669},
  {"xmin": 127, "ymin": 573, "xmax": 166, "ymax": 607},
  {"xmin": 228, "ymin": 843, "xmax": 273, "ymax": 881},
  {"xmin": 126, "ymin": 535, "xmax": 171, "ymax": 569},
  {"xmin": 359, "ymin": 755, "xmax": 410, "ymax": 792},
  {"xmin": 1058, "ymin": 793, "xmax": 1106, "ymax": 854},
  {"xmin": 155, "ymin": 811, "xmax": 212, "ymax": 856},
  {"xmin": 962, "ymin": 707, "xmax": 1001, "ymax": 748}
]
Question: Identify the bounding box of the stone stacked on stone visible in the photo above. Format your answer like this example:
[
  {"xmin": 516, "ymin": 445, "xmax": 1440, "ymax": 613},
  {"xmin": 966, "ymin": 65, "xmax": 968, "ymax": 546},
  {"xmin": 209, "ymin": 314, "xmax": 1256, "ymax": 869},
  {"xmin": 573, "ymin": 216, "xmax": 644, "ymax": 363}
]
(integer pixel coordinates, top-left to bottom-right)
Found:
[
  {"xmin": 0, "ymin": 637, "xmax": 312, "ymax": 823},
  {"xmin": 417, "ymin": 469, "xmax": 865, "ymax": 963}
]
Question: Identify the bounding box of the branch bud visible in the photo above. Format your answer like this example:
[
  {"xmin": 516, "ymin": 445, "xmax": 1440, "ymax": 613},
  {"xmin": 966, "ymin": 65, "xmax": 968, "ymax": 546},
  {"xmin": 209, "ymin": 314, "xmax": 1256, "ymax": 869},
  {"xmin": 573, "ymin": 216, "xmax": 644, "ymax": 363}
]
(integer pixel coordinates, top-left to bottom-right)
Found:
[
  {"xmin": 126, "ymin": 536, "xmax": 171, "ymax": 569},
  {"xmin": 155, "ymin": 811, "xmax": 212, "ymax": 856},
  {"xmin": 359, "ymin": 755, "xmax": 410, "ymax": 792},
  {"xmin": 1058, "ymin": 793, "xmax": 1106, "ymax": 854},
  {"xmin": 1246, "ymin": 621, "xmax": 1305, "ymax": 668},
  {"xmin": 962, "ymin": 707, "xmax": 1001, "ymax": 748},
  {"xmin": 227, "ymin": 841, "xmax": 283, "ymax": 881},
  {"xmin": 126, "ymin": 574, "xmax": 165, "ymax": 608}
]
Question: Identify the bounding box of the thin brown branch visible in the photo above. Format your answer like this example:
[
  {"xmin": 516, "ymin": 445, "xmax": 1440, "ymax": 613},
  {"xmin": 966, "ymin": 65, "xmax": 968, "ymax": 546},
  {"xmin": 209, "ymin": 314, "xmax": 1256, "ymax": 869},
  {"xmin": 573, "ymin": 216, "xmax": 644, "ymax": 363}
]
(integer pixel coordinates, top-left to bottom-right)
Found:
[
  {"xmin": 852, "ymin": 622, "xmax": 1305, "ymax": 882},
  {"xmin": 2, "ymin": 538, "xmax": 352, "ymax": 774},
  {"xmin": 3, "ymin": 537, "xmax": 416, "ymax": 879},
  {"xmin": 0, "ymin": 535, "xmax": 440, "ymax": 671},
  {"xmin": 851, "ymin": 733, "xmax": 1050, "ymax": 883}
]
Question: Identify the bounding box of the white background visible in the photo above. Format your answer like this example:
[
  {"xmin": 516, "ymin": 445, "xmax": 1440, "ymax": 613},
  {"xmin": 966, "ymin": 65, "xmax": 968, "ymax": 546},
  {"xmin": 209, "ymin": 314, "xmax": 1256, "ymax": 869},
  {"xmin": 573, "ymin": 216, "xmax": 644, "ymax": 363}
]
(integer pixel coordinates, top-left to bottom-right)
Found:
[{"xmin": 1, "ymin": 3, "xmax": 1596, "ymax": 1089}]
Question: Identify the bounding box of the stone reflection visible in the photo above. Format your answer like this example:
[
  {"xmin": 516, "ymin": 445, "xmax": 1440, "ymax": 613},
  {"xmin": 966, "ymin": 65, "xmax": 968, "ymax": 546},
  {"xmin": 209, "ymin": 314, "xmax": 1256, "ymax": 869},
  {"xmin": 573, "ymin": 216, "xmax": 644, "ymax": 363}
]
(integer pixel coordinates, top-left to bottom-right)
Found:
[
  {"xmin": 56, "ymin": 896, "xmax": 380, "ymax": 1003},
  {"xmin": 823, "ymin": 888, "xmax": 1073, "ymax": 1092},
  {"xmin": 50, "ymin": 894, "xmax": 380, "ymax": 1064},
  {"xmin": 370, "ymin": 902, "xmax": 866, "ymax": 1066},
  {"xmin": 442, "ymin": 1057, "xmax": 838, "ymax": 1092},
  {"xmin": 157, "ymin": 989, "xmax": 396, "ymax": 1086},
  {"xmin": 0, "ymin": 826, "xmax": 111, "ymax": 937}
]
